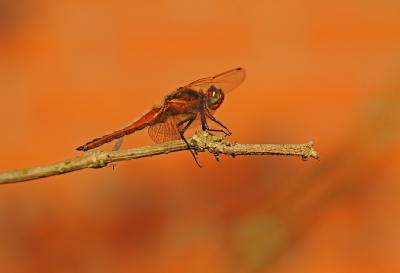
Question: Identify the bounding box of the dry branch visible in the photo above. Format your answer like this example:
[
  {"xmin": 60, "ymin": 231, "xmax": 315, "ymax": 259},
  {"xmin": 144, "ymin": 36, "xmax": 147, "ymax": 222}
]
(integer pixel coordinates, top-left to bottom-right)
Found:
[{"xmin": 0, "ymin": 131, "xmax": 320, "ymax": 185}]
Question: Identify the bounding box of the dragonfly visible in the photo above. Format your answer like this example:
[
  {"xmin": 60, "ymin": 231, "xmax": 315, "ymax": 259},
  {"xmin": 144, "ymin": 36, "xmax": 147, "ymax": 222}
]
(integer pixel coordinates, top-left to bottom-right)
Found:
[{"xmin": 76, "ymin": 67, "xmax": 246, "ymax": 167}]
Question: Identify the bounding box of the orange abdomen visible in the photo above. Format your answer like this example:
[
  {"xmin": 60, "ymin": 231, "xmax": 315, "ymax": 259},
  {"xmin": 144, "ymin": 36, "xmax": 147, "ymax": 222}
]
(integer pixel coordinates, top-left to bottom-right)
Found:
[{"xmin": 76, "ymin": 107, "xmax": 162, "ymax": 151}]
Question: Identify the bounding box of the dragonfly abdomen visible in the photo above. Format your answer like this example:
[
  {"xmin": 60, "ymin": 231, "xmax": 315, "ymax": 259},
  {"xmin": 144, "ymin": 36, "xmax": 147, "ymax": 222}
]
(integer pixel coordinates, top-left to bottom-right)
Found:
[{"xmin": 76, "ymin": 107, "xmax": 162, "ymax": 151}]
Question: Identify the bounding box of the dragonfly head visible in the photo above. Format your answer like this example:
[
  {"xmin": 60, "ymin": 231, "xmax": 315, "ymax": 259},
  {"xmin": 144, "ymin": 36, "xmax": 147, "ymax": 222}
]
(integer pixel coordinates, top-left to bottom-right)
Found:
[{"xmin": 207, "ymin": 85, "xmax": 224, "ymax": 110}]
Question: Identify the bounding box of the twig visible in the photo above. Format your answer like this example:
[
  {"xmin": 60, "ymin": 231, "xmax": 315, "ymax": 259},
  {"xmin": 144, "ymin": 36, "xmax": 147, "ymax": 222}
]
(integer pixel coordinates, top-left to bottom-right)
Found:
[{"xmin": 0, "ymin": 131, "xmax": 320, "ymax": 185}]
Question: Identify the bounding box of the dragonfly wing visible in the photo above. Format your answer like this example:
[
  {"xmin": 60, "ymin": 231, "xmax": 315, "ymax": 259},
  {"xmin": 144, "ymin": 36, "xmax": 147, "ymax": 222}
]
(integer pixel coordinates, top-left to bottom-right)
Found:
[
  {"xmin": 148, "ymin": 114, "xmax": 194, "ymax": 144},
  {"xmin": 179, "ymin": 67, "xmax": 245, "ymax": 95}
]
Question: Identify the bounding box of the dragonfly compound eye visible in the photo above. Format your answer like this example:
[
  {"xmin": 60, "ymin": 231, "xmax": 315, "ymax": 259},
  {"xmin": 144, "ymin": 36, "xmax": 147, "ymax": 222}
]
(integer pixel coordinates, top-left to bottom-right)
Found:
[{"xmin": 207, "ymin": 86, "xmax": 224, "ymax": 110}]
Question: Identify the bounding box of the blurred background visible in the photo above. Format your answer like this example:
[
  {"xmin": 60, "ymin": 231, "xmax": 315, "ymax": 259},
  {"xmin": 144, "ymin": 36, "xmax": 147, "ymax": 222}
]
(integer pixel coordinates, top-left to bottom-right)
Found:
[{"xmin": 1, "ymin": 0, "xmax": 400, "ymax": 272}]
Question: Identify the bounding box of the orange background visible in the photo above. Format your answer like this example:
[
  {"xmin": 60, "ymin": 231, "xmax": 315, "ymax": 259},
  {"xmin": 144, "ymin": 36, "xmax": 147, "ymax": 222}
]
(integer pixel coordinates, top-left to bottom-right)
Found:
[{"xmin": 1, "ymin": 0, "xmax": 400, "ymax": 272}]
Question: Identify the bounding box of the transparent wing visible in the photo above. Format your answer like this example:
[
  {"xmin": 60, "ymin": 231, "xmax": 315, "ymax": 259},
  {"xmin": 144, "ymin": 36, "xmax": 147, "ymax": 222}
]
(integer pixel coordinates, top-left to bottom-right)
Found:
[
  {"xmin": 177, "ymin": 67, "xmax": 246, "ymax": 95},
  {"xmin": 148, "ymin": 110, "xmax": 228, "ymax": 144},
  {"xmin": 148, "ymin": 114, "xmax": 194, "ymax": 143}
]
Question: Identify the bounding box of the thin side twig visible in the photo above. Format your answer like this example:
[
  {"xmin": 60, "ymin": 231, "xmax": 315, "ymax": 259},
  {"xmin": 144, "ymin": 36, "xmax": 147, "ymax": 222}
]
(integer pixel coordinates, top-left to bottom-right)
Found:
[{"xmin": 0, "ymin": 131, "xmax": 320, "ymax": 185}]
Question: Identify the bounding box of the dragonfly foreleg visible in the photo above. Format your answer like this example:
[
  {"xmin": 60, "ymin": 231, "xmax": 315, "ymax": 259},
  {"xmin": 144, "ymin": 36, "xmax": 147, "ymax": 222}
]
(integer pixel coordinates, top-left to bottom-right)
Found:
[{"xmin": 204, "ymin": 111, "xmax": 231, "ymax": 136}]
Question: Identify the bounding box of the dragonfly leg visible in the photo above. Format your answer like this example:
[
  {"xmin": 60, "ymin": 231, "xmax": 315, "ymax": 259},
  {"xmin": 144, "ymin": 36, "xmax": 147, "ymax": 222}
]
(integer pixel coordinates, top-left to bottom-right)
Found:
[
  {"xmin": 200, "ymin": 111, "xmax": 227, "ymax": 136},
  {"xmin": 177, "ymin": 115, "xmax": 202, "ymax": 168},
  {"xmin": 112, "ymin": 136, "xmax": 125, "ymax": 151},
  {"xmin": 207, "ymin": 128, "xmax": 229, "ymax": 135},
  {"xmin": 204, "ymin": 111, "xmax": 232, "ymax": 136}
]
